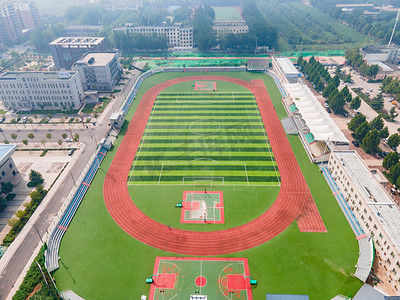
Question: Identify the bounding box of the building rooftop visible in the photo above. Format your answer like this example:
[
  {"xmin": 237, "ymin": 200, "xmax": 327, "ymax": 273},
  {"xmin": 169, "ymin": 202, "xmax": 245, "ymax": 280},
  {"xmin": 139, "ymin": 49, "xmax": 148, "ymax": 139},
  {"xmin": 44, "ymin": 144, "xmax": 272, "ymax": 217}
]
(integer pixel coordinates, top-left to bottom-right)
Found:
[
  {"xmin": 73, "ymin": 52, "xmax": 117, "ymax": 67},
  {"xmin": 49, "ymin": 37, "xmax": 105, "ymax": 46},
  {"xmin": 334, "ymin": 150, "xmax": 400, "ymax": 252},
  {"xmin": 0, "ymin": 71, "xmax": 77, "ymax": 80},
  {"xmin": 0, "ymin": 144, "xmax": 16, "ymax": 166},
  {"xmin": 276, "ymin": 57, "xmax": 299, "ymax": 76},
  {"xmin": 65, "ymin": 25, "xmax": 104, "ymax": 30},
  {"xmin": 361, "ymin": 45, "xmax": 400, "ymax": 54}
]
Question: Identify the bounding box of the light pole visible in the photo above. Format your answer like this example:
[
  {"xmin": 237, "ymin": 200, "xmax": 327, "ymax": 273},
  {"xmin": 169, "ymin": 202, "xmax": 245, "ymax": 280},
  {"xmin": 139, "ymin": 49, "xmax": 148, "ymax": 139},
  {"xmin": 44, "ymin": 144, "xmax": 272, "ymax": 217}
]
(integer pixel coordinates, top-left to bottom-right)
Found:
[{"xmin": 31, "ymin": 220, "xmax": 43, "ymax": 244}]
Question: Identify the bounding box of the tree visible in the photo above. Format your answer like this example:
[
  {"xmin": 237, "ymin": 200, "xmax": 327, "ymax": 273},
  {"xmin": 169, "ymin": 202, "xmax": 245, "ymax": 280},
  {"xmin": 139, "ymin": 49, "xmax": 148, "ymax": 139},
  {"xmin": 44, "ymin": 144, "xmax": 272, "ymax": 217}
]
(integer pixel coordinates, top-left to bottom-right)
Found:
[
  {"xmin": 1, "ymin": 182, "xmax": 13, "ymax": 194},
  {"xmin": 363, "ymin": 129, "xmax": 380, "ymax": 153},
  {"xmin": 350, "ymin": 96, "xmax": 361, "ymax": 110},
  {"xmin": 46, "ymin": 133, "xmax": 52, "ymax": 141},
  {"xmin": 193, "ymin": 6, "xmax": 217, "ymax": 51},
  {"xmin": 389, "ymin": 162, "xmax": 400, "ymax": 183},
  {"xmin": 355, "ymin": 121, "xmax": 370, "ymax": 141},
  {"xmin": 329, "ymin": 93, "xmax": 345, "ymax": 114},
  {"xmin": 57, "ymin": 139, "xmax": 62, "ymax": 146},
  {"xmin": 27, "ymin": 133, "xmax": 35, "ymax": 142},
  {"xmin": 371, "ymin": 94, "xmax": 384, "ymax": 111},
  {"xmin": 380, "ymin": 126, "xmax": 389, "ymax": 139},
  {"xmin": 322, "ymin": 82, "xmax": 336, "ymax": 98},
  {"xmin": 3, "ymin": 140, "xmax": 9, "ymax": 144},
  {"xmin": 383, "ymin": 151, "xmax": 400, "ymax": 170},
  {"xmin": 40, "ymin": 139, "xmax": 46, "ymax": 149},
  {"xmin": 331, "ymin": 75, "xmax": 340, "ymax": 88},
  {"xmin": 27, "ymin": 170, "xmax": 44, "ymax": 187},
  {"xmin": 348, "ymin": 114, "xmax": 366, "ymax": 132},
  {"xmin": 62, "ymin": 133, "xmax": 68, "ymax": 139},
  {"xmin": 73, "ymin": 133, "xmax": 80, "ymax": 142},
  {"xmin": 10, "ymin": 133, "xmax": 18, "ymax": 142},
  {"xmin": 369, "ymin": 115, "xmax": 384, "ymax": 131},
  {"xmin": 22, "ymin": 139, "xmax": 28, "ymax": 147},
  {"xmin": 388, "ymin": 133, "xmax": 400, "ymax": 149}
]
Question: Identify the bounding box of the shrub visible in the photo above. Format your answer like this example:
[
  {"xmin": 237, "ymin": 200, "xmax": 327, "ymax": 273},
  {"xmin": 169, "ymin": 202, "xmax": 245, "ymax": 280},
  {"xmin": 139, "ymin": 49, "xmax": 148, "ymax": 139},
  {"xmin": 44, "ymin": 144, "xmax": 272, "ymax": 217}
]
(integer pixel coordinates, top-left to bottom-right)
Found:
[
  {"xmin": 27, "ymin": 170, "xmax": 44, "ymax": 187},
  {"xmin": 5, "ymin": 193, "xmax": 16, "ymax": 201},
  {"xmin": 1, "ymin": 181, "xmax": 13, "ymax": 194}
]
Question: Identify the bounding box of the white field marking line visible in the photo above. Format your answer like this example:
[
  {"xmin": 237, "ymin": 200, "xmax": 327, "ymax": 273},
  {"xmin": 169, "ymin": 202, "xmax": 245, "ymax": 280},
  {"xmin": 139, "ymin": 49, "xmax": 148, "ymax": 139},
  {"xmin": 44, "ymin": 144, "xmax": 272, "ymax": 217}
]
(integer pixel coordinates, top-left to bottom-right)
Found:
[
  {"xmin": 128, "ymin": 94, "xmax": 160, "ymax": 183},
  {"xmin": 189, "ymin": 119, "xmax": 221, "ymax": 136},
  {"xmin": 251, "ymin": 94, "xmax": 280, "ymax": 185},
  {"xmin": 158, "ymin": 162, "xmax": 164, "ymax": 185},
  {"xmin": 219, "ymin": 263, "xmax": 235, "ymax": 300},
  {"xmin": 158, "ymin": 262, "xmax": 184, "ymax": 300},
  {"xmin": 244, "ymin": 163, "xmax": 249, "ymax": 186},
  {"xmin": 200, "ymin": 260, "xmax": 203, "ymax": 295},
  {"xmin": 175, "ymin": 92, "xmax": 180, "ymax": 102}
]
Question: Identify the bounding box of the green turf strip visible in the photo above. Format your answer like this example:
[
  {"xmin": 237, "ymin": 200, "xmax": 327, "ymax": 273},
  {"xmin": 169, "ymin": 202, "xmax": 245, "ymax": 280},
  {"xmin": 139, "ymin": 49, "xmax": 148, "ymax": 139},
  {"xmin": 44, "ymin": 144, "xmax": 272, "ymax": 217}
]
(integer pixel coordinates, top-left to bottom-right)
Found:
[
  {"xmin": 129, "ymin": 175, "xmax": 279, "ymax": 182},
  {"xmin": 160, "ymin": 92, "xmax": 253, "ymax": 95},
  {"xmin": 130, "ymin": 165, "xmax": 277, "ymax": 171},
  {"xmin": 130, "ymin": 170, "xmax": 279, "ymax": 177},
  {"xmin": 132, "ymin": 160, "xmax": 276, "ymax": 167},
  {"xmin": 153, "ymin": 107, "xmax": 258, "ymax": 111},
  {"xmin": 146, "ymin": 125, "xmax": 264, "ymax": 129},
  {"xmin": 140, "ymin": 139, "xmax": 269, "ymax": 144},
  {"xmin": 136, "ymin": 155, "xmax": 275, "ymax": 161},
  {"xmin": 150, "ymin": 113, "xmax": 260, "ymax": 116},
  {"xmin": 139, "ymin": 143, "xmax": 270, "ymax": 148},
  {"xmin": 140, "ymin": 146, "xmax": 270, "ymax": 152},
  {"xmin": 149, "ymin": 118, "xmax": 261, "ymax": 122},
  {"xmin": 156, "ymin": 102, "xmax": 254, "ymax": 106},
  {"xmin": 143, "ymin": 131, "xmax": 266, "ymax": 136}
]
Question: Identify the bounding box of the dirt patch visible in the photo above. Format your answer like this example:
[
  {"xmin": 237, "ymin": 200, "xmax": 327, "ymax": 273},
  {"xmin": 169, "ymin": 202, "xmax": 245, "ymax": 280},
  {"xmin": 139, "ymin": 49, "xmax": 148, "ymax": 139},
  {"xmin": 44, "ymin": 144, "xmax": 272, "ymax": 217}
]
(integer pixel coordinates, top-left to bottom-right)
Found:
[{"xmin": 27, "ymin": 283, "xmax": 41, "ymax": 300}]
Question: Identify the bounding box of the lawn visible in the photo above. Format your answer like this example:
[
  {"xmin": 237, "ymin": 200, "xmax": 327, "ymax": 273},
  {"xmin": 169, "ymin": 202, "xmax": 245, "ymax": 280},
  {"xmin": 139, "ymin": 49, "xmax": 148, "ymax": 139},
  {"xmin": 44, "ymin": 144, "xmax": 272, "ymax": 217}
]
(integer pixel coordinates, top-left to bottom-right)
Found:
[
  {"xmin": 54, "ymin": 72, "xmax": 362, "ymax": 299},
  {"xmin": 213, "ymin": 6, "xmax": 243, "ymax": 21}
]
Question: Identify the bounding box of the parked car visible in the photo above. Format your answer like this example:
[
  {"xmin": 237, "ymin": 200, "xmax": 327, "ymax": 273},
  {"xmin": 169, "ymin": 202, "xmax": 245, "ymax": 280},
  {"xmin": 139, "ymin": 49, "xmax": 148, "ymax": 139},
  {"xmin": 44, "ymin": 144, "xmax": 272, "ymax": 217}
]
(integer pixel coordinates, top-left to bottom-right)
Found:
[
  {"xmin": 350, "ymin": 113, "xmax": 355, "ymax": 118},
  {"xmin": 65, "ymin": 138, "xmax": 73, "ymax": 142},
  {"xmin": 352, "ymin": 140, "xmax": 360, "ymax": 147},
  {"xmin": 68, "ymin": 149, "xmax": 75, "ymax": 156},
  {"xmin": 327, "ymin": 107, "xmax": 332, "ymax": 113},
  {"xmin": 324, "ymin": 103, "xmax": 329, "ymax": 108}
]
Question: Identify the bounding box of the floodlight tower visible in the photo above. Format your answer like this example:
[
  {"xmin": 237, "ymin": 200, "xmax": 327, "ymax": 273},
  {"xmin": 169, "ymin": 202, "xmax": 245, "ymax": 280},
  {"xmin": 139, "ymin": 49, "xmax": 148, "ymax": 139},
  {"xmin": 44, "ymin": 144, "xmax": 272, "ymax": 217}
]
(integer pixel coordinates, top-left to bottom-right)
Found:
[{"xmin": 388, "ymin": 8, "xmax": 400, "ymax": 46}]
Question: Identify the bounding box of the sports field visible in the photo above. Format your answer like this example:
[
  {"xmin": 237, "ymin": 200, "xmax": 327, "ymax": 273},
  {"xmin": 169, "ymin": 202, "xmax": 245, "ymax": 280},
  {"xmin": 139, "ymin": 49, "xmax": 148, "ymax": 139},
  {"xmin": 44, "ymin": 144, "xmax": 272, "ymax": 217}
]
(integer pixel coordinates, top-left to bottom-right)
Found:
[
  {"xmin": 54, "ymin": 72, "xmax": 362, "ymax": 299},
  {"xmin": 128, "ymin": 89, "xmax": 280, "ymax": 186},
  {"xmin": 213, "ymin": 7, "xmax": 243, "ymax": 21}
]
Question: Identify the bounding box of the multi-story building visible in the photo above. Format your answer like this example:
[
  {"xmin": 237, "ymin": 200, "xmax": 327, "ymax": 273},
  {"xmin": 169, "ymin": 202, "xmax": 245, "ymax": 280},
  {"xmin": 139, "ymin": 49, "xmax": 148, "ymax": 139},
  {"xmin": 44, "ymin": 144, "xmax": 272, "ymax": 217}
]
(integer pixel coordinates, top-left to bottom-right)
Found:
[
  {"xmin": 49, "ymin": 37, "xmax": 107, "ymax": 70},
  {"xmin": 0, "ymin": 144, "xmax": 18, "ymax": 183},
  {"xmin": 72, "ymin": 52, "xmax": 122, "ymax": 91},
  {"xmin": 212, "ymin": 20, "xmax": 248, "ymax": 37},
  {"xmin": 0, "ymin": 1, "xmax": 41, "ymax": 45},
  {"xmin": 0, "ymin": 71, "xmax": 84, "ymax": 110},
  {"xmin": 113, "ymin": 23, "xmax": 193, "ymax": 49},
  {"xmin": 329, "ymin": 150, "xmax": 400, "ymax": 293},
  {"xmin": 271, "ymin": 56, "xmax": 300, "ymax": 84},
  {"xmin": 64, "ymin": 26, "xmax": 104, "ymax": 37},
  {"xmin": 361, "ymin": 45, "xmax": 400, "ymax": 64},
  {"xmin": 15, "ymin": 2, "xmax": 41, "ymax": 30},
  {"xmin": 104, "ymin": 0, "xmax": 143, "ymax": 11},
  {"xmin": 0, "ymin": 3, "xmax": 22, "ymax": 45}
]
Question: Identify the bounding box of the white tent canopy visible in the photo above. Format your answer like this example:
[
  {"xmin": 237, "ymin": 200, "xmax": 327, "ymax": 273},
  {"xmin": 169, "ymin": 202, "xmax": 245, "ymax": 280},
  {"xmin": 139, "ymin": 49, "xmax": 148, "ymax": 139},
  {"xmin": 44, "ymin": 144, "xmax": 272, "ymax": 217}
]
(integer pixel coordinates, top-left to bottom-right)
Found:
[{"xmin": 286, "ymin": 83, "xmax": 349, "ymax": 143}]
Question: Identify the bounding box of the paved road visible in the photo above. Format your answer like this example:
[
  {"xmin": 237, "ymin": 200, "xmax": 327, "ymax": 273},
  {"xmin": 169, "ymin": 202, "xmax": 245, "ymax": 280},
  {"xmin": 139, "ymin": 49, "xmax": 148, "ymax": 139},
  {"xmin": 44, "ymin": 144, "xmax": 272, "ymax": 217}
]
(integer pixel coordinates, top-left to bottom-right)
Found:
[{"xmin": 0, "ymin": 68, "xmax": 139, "ymax": 299}]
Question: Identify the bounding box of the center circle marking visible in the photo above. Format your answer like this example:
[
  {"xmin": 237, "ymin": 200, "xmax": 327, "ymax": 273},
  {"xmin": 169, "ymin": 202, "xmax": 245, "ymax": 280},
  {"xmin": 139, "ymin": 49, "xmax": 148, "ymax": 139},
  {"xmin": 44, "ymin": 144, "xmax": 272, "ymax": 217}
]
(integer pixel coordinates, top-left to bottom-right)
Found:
[
  {"xmin": 189, "ymin": 120, "xmax": 221, "ymax": 136},
  {"xmin": 195, "ymin": 276, "xmax": 207, "ymax": 287}
]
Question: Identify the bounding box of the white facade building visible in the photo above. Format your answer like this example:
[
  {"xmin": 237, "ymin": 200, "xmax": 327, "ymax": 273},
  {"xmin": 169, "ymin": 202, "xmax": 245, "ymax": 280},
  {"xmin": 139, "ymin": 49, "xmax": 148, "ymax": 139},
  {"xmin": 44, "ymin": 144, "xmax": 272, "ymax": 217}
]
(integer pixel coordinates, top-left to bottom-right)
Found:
[
  {"xmin": 212, "ymin": 20, "xmax": 248, "ymax": 37},
  {"xmin": 104, "ymin": 0, "xmax": 143, "ymax": 11},
  {"xmin": 113, "ymin": 23, "xmax": 193, "ymax": 49},
  {"xmin": 361, "ymin": 45, "xmax": 400, "ymax": 64},
  {"xmin": 272, "ymin": 56, "xmax": 300, "ymax": 84},
  {"xmin": 0, "ymin": 144, "xmax": 18, "ymax": 183},
  {"xmin": 64, "ymin": 26, "xmax": 104, "ymax": 37},
  {"xmin": 0, "ymin": 71, "xmax": 84, "ymax": 110},
  {"xmin": 72, "ymin": 52, "xmax": 122, "ymax": 91},
  {"xmin": 329, "ymin": 150, "xmax": 400, "ymax": 293}
]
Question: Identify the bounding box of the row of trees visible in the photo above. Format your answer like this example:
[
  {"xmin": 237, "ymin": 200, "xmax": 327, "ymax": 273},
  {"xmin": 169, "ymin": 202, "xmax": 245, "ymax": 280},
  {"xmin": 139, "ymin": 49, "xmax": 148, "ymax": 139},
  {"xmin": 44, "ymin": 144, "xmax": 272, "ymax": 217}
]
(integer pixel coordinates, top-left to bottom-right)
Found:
[
  {"xmin": 382, "ymin": 149, "xmax": 400, "ymax": 187},
  {"xmin": 381, "ymin": 77, "xmax": 400, "ymax": 101},
  {"xmin": 114, "ymin": 32, "xmax": 168, "ymax": 51},
  {"xmin": 310, "ymin": 0, "xmax": 400, "ymax": 45},
  {"xmin": 193, "ymin": 5, "xmax": 217, "ymax": 51},
  {"xmin": 345, "ymin": 48, "xmax": 379, "ymax": 78},
  {"xmin": 298, "ymin": 55, "xmax": 361, "ymax": 113},
  {"xmin": 0, "ymin": 182, "xmax": 15, "ymax": 213},
  {"xmin": 3, "ymin": 132, "xmax": 79, "ymax": 147},
  {"xmin": 348, "ymin": 114, "xmax": 391, "ymax": 153}
]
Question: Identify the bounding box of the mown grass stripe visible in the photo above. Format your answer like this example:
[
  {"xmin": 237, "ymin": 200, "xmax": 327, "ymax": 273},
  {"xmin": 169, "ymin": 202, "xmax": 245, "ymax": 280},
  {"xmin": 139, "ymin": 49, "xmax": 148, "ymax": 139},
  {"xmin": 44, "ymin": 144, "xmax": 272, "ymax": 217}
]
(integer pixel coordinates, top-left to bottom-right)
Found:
[
  {"xmin": 129, "ymin": 175, "xmax": 279, "ymax": 182},
  {"xmin": 143, "ymin": 131, "xmax": 266, "ymax": 136},
  {"xmin": 130, "ymin": 170, "xmax": 279, "ymax": 177},
  {"xmin": 132, "ymin": 161, "xmax": 277, "ymax": 167},
  {"xmin": 139, "ymin": 147, "xmax": 270, "ymax": 152},
  {"xmin": 130, "ymin": 165, "xmax": 277, "ymax": 171},
  {"xmin": 136, "ymin": 155, "xmax": 275, "ymax": 161},
  {"xmin": 139, "ymin": 143, "xmax": 270, "ymax": 148},
  {"xmin": 150, "ymin": 113, "xmax": 260, "ymax": 116},
  {"xmin": 154, "ymin": 107, "xmax": 259, "ymax": 111},
  {"xmin": 146, "ymin": 125, "xmax": 264, "ymax": 129}
]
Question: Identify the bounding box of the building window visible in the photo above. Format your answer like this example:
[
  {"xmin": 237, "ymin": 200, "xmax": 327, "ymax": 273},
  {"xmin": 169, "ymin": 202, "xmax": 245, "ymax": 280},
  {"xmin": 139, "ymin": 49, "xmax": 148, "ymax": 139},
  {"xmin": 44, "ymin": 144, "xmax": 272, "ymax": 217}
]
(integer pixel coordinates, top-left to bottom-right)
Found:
[
  {"xmin": 12, "ymin": 170, "xmax": 16, "ymax": 176},
  {"xmin": 9, "ymin": 163, "xmax": 12, "ymax": 168}
]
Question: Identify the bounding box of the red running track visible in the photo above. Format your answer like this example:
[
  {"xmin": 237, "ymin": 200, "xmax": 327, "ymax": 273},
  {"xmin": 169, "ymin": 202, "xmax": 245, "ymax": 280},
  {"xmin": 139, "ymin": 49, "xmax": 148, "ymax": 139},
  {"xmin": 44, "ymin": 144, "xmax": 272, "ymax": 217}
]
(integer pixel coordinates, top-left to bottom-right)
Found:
[{"xmin": 104, "ymin": 76, "xmax": 326, "ymax": 256}]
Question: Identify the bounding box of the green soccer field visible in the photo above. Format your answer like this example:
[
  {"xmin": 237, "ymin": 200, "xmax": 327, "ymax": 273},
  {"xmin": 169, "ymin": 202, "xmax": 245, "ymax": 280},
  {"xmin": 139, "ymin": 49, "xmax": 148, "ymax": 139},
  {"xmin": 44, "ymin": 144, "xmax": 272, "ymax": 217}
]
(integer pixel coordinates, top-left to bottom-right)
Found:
[
  {"xmin": 54, "ymin": 72, "xmax": 362, "ymax": 300},
  {"xmin": 128, "ymin": 91, "xmax": 280, "ymax": 186}
]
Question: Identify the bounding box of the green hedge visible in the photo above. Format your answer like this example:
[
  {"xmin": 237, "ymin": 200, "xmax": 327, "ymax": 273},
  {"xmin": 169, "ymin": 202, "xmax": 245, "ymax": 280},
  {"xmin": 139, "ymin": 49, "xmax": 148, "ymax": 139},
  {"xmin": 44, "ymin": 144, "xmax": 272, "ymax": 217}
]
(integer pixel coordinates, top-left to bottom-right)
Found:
[{"xmin": 13, "ymin": 246, "xmax": 60, "ymax": 300}]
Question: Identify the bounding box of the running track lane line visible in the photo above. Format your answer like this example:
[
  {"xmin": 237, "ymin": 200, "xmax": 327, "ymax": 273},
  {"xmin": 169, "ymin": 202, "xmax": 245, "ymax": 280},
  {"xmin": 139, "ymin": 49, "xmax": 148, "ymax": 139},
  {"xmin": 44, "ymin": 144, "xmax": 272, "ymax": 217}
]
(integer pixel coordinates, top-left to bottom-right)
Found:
[{"xmin": 103, "ymin": 76, "xmax": 326, "ymax": 256}]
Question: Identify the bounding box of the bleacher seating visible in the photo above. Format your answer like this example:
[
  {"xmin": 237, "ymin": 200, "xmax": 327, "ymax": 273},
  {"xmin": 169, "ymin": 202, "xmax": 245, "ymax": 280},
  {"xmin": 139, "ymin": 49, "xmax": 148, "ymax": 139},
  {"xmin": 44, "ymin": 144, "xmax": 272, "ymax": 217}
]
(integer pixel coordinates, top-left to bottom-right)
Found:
[
  {"xmin": 289, "ymin": 103, "xmax": 299, "ymax": 114},
  {"xmin": 45, "ymin": 146, "xmax": 108, "ymax": 272},
  {"xmin": 304, "ymin": 132, "xmax": 315, "ymax": 144},
  {"xmin": 309, "ymin": 141, "xmax": 329, "ymax": 158}
]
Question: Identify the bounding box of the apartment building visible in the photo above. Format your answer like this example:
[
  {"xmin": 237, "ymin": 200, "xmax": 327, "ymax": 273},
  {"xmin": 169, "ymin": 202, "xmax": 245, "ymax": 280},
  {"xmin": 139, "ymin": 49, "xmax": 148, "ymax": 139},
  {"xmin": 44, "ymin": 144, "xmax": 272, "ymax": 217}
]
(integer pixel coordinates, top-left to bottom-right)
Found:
[
  {"xmin": 0, "ymin": 1, "xmax": 41, "ymax": 45},
  {"xmin": 113, "ymin": 23, "xmax": 193, "ymax": 49},
  {"xmin": 329, "ymin": 150, "xmax": 400, "ymax": 293},
  {"xmin": 72, "ymin": 52, "xmax": 122, "ymax": 91},
  {"xmin": 49, "ymin": 37, "xmax": 107, "ymax": 70},
  {"xmin": 0, "ymin": 71, "xmax": 84, "ymax": 110}
]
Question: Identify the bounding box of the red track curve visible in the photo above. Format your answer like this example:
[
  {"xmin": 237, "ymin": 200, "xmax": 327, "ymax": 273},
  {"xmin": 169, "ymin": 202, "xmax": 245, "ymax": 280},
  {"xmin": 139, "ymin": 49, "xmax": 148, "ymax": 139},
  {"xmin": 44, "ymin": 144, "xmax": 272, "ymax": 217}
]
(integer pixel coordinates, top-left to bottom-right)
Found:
[{"xmin": 104, "ymin": 76, "xmax": 325, "ymax": 255}]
